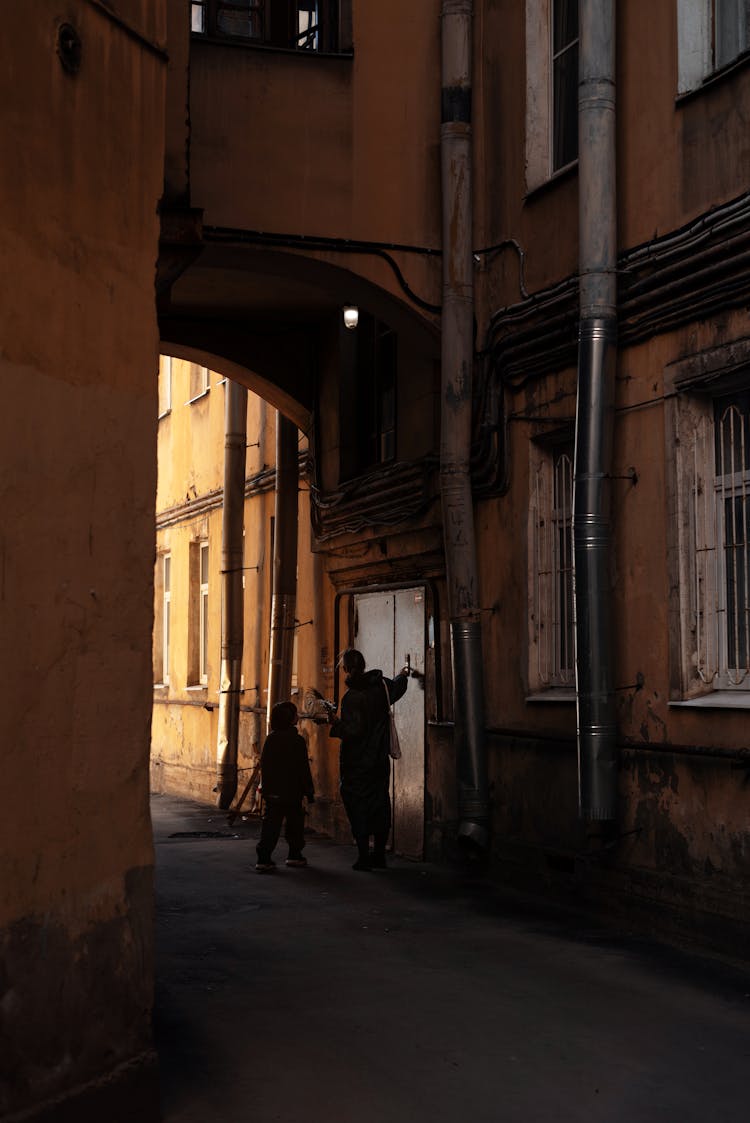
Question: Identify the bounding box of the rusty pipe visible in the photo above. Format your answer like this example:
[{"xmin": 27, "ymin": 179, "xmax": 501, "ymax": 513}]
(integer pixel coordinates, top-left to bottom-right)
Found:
[
  {"xmin": 440, "ymin": 0, "xmax": 489, "ymax": 850},
  {"xmin": 216, "ymin": 378, "xmax": 248, "ymax": 809}
]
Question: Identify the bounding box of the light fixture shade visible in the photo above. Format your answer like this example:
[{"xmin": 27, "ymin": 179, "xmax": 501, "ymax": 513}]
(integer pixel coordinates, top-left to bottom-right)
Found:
[{"xmin": 343, "ymin": 305, "xmax": 359, "ymax": 330}]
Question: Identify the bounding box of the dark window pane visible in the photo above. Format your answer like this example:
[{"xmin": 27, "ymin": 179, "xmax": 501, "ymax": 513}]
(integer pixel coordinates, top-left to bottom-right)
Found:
[
  {"xmin": 553, "ymin": 42, "xmax": 578, "ymax": 170},
  {"xmin": 217, "ymin": 1, "xmax": 263, "ymax": 38},
  {"xmin": 553, "ymin": 0, "xmax": 578, "ymax": 54},
  {"xmin": 714, "ymin": 392, "xmax": 750, "ymax": 474},
  {"xmin": 724, "ymin": 495, "xmax": 750, "ymax": 668}
]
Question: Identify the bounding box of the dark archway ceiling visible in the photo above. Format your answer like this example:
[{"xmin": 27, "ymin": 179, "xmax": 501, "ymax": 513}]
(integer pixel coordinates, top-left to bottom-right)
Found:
[{"xmin": 158, "ymin": 239, "xmax": 439, "ymax": 425}]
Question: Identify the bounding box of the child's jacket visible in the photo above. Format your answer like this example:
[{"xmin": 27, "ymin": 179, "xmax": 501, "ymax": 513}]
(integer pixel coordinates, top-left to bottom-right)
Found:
[{"xmin": 260, "ymin": 727, "xmax": 314, "ymax": 803}]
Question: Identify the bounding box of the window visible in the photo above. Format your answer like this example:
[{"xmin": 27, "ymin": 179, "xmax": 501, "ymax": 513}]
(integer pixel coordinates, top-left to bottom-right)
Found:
[
  {"xmin": 158, "ymin": 355, "xmax": 172, "ymax": 417},
  {"xmin": 529, "ymin": 440, "xmax": 575, "ymax": 693},
  {"xmin": 339, "ymin": 312, "xmax": 397, "ymax": 481},
  {"xmin": 190, "ymin": 1, "xmax": 345, "ymax": 52},
  {"xmin": 200, "ymin": 541, "xmax": 210, "ymax": 685},
  {"xmin": 153, "ymin": 551, "xmax": 171, "ymax": 686},
  {"xmin": 188, "ymin": 539, "xmax": 209, "ymax": 686},
  {"xmin": 552, "ymin": 0, "xmax": 579, "ymax": 172},
  {"xmin": 189, "ymin": 363, "xmax": 209, "ymax": 401},
  {"xmin": 671, "ymin": 377, "xmax": 750, "ymax": 697},
  {"xmin": 163, "ymin": 554, "xmax": 171, "ymax": 685},
  {"xmin": 525, "ymin": 0, "xmax": 579, "ymax": 190},
  {"xmin": 678, "ymin": 0, "xmax": 750, "ymax": 93}
]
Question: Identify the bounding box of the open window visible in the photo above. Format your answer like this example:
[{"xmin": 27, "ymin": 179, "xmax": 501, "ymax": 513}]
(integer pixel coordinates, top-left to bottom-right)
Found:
[{"xmin": 191, "ymin": 0, "xmax": 350, "ymax": 53}]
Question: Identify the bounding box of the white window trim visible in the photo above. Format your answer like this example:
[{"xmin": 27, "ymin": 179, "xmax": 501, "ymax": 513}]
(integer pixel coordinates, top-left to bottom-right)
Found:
[
  {"xmin": 678, "ymin": 0, "xmax": 750, "ymax": 94},
  {"xmin": 528, "ymin": 438, "xmax": 576, "ymax": 696},
  {"xmin": 525, "ymin": 0, "xmax": 578, "ymax": 192},
  {"xmin": 162, "ymin": 553, "xmax": 171, "ymax": 685},
  {"xmin": 158, "ymin": 355, "xmax": 172, "ymax": 419},
  {"xmin": 669, "ymin": 378, "xmax": 750, "ymax": 702},
  {"xmin": 187, "ymin": 364, "xmax": 210, "ymax": 404},
  {"xmin": 199, "ymin": 541, "xmax": 209, "ymax": 686}
]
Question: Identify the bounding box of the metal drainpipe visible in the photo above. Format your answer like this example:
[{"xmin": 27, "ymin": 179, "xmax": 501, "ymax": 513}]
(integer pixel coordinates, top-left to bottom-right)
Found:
[
  {"xmin": 573, "ymin": 0, "xmax": 618, "ymax": 821},
  {"xmin": 266, "ymin": 412, "xmax": 299, "ymax": 728},
  {"xmin": 215, "ymin": 378, "xmax": 248, "ymax": 809},
  {"xmin": 440, "ymin": 0, "xmax": 489, "ymax": 850}
]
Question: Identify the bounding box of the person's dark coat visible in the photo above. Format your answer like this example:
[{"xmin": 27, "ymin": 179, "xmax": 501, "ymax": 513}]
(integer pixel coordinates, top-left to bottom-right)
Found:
[
  {"xmin": 260, "ymin": 727, "xmax": 314, "ymax": 803},
  {"xmin": 329, "ymin": 668, "xmax": 408, "ymax": 838}
]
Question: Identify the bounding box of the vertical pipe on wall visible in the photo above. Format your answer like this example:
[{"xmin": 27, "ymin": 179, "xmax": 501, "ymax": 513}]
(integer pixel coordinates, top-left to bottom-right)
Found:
[
  {"xmin": 573, "ymin": 0, "xmax": 618, "ymax": 820},
  {"xmin": 267, "ymin": 412, "xmax": 299, "ymax": 727},
  {"xmin": 440, "ymin": 0, "xmax": 489, "ymax": 850},
  {"xmin": 216, "ymin": 378, "xmax": 248, "ymax": 809}
]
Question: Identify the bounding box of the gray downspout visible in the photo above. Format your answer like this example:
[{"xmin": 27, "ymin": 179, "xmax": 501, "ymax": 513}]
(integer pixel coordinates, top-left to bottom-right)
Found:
[
  {"xmin": 216, "ymin": 378, "xmax": 248, "ymax": 809},
  {"xmin": 573, "ymin": 0, "xmax": 618, "ymax": 820},
  {"xmin": 266, "ymin": 412, "xmax": 299, "ymax": 728},
  {"xmin": 440, "ymin": 0, "xmax": 489, "ymax": 850}
]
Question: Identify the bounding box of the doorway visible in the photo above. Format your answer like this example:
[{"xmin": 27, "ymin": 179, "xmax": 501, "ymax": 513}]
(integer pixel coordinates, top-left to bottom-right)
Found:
[{"xmin": 353, "ymin": 588, "xmax": 425, "ymax": 859}]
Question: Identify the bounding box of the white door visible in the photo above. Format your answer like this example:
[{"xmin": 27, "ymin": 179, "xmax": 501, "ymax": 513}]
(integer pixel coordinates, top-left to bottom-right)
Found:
[{"xmin": 353, "ymin": 588, "xmax": 425, "ymax": 859}]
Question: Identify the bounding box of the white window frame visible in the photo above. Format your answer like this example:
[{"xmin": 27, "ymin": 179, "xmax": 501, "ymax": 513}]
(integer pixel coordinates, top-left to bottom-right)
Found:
[
  {"xmin": 528, "ymin": 438, "xmax": 576, "ymax": 697},
  {"xmin": 199, "ymin": 541, "xmax": 209, "ymax": 686},
  {"xmin": 678, "ymin": 0, "xmax": 750, "ymax": 94},
  {"xmin": 188, "ymin": 363, "xmax": 210, "ymax": 403},
  {"xmin": 158, "ymin": 355, "xmax": 172, "ymax": 418},
  {"xmin": 525, "ymin": 0, "xmax": 579, "ymax": 192},
  {"xmin": 669, "ymin": 377, "xmax": 750, "ymax": 701},
  {"xmin": 162, "ymin": 554, "xmax": 171, "ymax": 685}
]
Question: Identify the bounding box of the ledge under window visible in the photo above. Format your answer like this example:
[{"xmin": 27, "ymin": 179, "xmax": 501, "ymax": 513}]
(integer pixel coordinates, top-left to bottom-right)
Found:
[
  {"xmin": 526, "ymin": 689, "xmax": 576, "ymax": 704},
  {"xmin": 670, "ymin": 692, "xmax": 750, "ymax": 710},
  {"xmin": 186, "ymin": 389, "xmax": 210, "ymax": 405}
]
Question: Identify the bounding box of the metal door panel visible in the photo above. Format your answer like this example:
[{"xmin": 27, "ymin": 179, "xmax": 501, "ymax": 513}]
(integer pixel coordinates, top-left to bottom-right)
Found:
[
  {"xmin": 393, "ymin": 588, "xmax": 425, "ymax": 859},
  {"xmin": 352, "ymin": 589, "xmax": 425, "ymax": 860}
]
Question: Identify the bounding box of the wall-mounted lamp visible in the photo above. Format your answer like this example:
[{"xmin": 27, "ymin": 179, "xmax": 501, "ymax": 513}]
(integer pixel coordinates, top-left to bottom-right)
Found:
[{"xmin": 342, "ymin": 305, "xmax": 359, "ymax": 330}]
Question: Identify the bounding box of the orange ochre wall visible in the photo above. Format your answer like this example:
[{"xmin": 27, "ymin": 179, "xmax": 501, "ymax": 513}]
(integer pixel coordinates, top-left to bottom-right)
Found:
[{"xmin": 0, "ymin": 3, "xmax": 165, "ymax": 1117}]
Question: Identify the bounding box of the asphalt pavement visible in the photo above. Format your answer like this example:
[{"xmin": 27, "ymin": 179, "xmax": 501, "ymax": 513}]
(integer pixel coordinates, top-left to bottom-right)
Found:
[{"xmin": 152, "ymin": 793, "xmax": 750, "ymax": 1123}]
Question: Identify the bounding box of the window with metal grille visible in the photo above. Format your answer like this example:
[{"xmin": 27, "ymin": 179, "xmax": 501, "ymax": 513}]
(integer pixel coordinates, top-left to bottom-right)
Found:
[
  {"xmin": 530, "ymin": 443, "xmax": 575, "ymax": 691},
  {"xmin": 190, "ymin": 0, "xmax": 346, "ymax": 53},
  {"xmin": 690, "ymin": 391, "xmax": 750, "ymax": 689}
]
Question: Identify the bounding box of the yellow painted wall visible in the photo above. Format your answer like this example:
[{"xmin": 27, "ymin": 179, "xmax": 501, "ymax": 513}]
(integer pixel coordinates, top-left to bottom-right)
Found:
[{"xmin": 151, "ymin": 362, "xmax": 336, "ymax": 813}]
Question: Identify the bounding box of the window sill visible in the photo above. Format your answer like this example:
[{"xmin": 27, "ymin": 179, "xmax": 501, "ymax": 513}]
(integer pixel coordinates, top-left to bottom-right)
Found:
[
  {"xmin": 669, "ymin": 693, "xmax": 750, "ymax": 710},
  {"xmin": 186, "ymin": 389, "xmax": 210, "ymax": 405},
  {"xmin": 676, "ymin": 49, "xmax": 750, "ymax": 105},
  {"xmin": 526, "ymin": 689, "xmax": 576, "ymax": 704},
  {"xmin": 158, "ymin": 408, "xmax": 172, "ymax": 421},
  {"xmin": 191, "ymin": 33, "xmax": 353, "ymax": 61},
  {"xmin": 186, "ymin": 684, "xmax": 208, "ymax": 693},
  {"xmin": 524, "ymin": 160, "xmax": 578, "ymax": 205}
]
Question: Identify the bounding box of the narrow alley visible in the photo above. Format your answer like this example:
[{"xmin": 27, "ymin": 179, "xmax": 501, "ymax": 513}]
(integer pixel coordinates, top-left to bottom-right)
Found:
[{"xmin": 153, "ymin": 795, "xmax": 750, "ymax": 1123}]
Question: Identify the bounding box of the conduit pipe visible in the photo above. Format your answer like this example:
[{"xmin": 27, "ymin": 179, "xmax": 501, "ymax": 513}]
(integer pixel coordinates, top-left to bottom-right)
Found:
[
  {"xmin": 440, "ymin": 0, "xmax": 489, "ymax": 849},
  {"xmin": 573, "ymin": 0, "xmax": 618, "ymax": 820},
  {"xmin": 216, "ymin": 378, "xmax": 248, "ymax": 809},
  {"xmin": 266, "ymin": 412, "xmax": 299, "ymax": 727}
]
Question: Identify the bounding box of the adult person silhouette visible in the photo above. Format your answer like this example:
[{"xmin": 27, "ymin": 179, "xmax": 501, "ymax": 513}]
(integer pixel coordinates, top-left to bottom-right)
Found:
[{"xmin": 328, "ymin": 648, "xmax": 409, "ymax": 870}]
